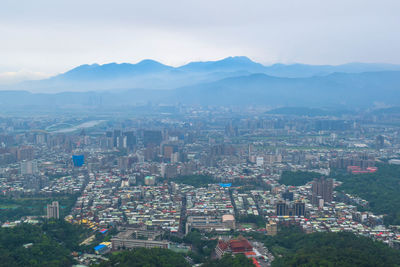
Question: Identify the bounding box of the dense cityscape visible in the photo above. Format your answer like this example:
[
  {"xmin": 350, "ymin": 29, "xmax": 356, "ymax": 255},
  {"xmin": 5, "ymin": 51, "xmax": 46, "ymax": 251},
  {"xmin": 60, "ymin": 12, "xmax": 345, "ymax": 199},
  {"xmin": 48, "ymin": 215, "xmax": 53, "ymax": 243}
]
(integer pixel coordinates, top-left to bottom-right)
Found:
[
  {"xmin": 1, "ymin": 106, "xmax": 400, "ymax": 266},
  {"xmin": 2, "ymin": 0, "xmax": 400, "ymax": 265}
]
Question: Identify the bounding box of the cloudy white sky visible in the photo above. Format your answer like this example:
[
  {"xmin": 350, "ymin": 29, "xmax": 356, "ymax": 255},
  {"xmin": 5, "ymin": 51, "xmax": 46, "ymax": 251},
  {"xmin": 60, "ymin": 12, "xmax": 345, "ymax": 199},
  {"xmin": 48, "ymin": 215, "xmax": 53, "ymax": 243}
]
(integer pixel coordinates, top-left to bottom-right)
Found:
[{"xmin": 0, "ymin": 0, "xmax": 399, "ymax": 83}]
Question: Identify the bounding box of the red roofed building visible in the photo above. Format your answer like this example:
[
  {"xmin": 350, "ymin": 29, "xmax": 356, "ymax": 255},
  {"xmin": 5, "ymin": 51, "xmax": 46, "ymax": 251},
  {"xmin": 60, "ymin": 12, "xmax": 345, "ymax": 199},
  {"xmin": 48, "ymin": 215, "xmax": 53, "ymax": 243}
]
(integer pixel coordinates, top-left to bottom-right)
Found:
[
  {"xmin": 347, "ymin": 166, "xmax": 378, "ymax": 174},
  {"xmin": 252, "ymin": 258, "xmax": 261, "ymax": 267},
  {"xmin": 215, "ymin": 236, "xmax": 253, "ymax": 258}
]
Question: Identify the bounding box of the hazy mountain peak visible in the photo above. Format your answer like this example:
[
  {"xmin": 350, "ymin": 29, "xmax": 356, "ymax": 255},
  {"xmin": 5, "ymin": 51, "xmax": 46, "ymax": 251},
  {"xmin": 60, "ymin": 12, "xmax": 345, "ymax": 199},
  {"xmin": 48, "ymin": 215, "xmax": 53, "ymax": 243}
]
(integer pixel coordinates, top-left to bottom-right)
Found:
[
  {"xmin": 134, "ymin": 59, "xmax": 172, "ymax": 70},
  {"xmin": 68, "ymin": 63, "xmax": 100, "ymax": 71},
  {"xmin": 220, "ymin": 56, "xmax": 253, "ymax": 62},
  {"xmin": 52, "ymin": 59, "xmax": 172, "ymax": 81},
  {"xmin": 178, "ymin": 56, "xmax": 265, "ymax": 72},
  {"xmin": 137, "ymin": 59, "xmax": 164, "ymax": 65},
  {"xmin": 3, "ymin": 57, "xmax": 400, "ymax": 94}
]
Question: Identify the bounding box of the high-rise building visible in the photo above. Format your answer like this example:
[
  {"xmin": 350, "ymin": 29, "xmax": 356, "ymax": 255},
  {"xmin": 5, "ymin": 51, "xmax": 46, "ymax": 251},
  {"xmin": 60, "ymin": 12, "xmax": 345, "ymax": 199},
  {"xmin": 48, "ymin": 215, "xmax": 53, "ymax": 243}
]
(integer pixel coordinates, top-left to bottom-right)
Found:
[
  {"xmin": 128, "ymin": 176, "xmax": 136, "ymax": 186},
  {"xmin": 276, "ymin": 202, "xmax": 287, "ymax": 216},
  {"xmin": 311, "ymin": 177, "xmax": 333, "ymax": 206},
  {"xmin": 248, "ymin": 144, "xmax": 252, "ymax": 161},
  {"xmin": 144, "ymin": 130, "xmax": 162, "ymax": 147},
  {"xmin": 113, "ymin": 130, "xmax": 122, "ymax": 147},
  {"xmin": 295, "ymin": 202, "xmax": 306, "ymax": 217},
  {"xmin": 171, "ymin": 152, "xmax": 180, "ymax": 163},
  {"xmin": 144, "ymin": 146, "xmax": 159, "ymax": 162},
  {"xmin": 256, "ymin": 156, "xmax": 264, "ymax": 167},
  {"xmin": 376, "ymin": 135, "xmax": 385, "ymax": 149},
  {"xmin": 162, "ymin": 145, "xmax": 175, "ymax": 160},
  {"xmin": 17, "ymin": 146, "xmax": 34, "ymax": 161},
  {"xmin": 282, "ymin": 190, "xmax": 294, "ymax": 201},
  {"xmin": 20, "ymin": 160, "xmax": 38, "ymax": 175},
  {"xmin": 163, "ymin": 164, "xmax": 178, "ymax": 179},
  {"xmin": 266, "ymin": 221, "xmax": 277, "ymax": 236},
  {"xmin": 47, "ymin": 201, "xmax": 60, "ymax": 219},
  {"xmin": 124, "ymin": 131, "xmax": 136, "ymax": 150},
  {"xmin": 23, "ymin": 175, "xmax": 43, "ymax": 191},
  {"xmin": 144, "ymin": 176, "xmax": 156, "ymax": 186},
  {"xmin": 118, "ymin": 156, "xmax": 129, "ymax": 171}
]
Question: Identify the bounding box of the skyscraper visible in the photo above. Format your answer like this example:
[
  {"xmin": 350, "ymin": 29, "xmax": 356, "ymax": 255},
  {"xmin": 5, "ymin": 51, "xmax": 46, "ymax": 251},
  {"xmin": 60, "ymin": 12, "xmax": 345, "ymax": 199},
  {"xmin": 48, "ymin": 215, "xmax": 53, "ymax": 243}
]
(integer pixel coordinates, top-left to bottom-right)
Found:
[
  {"xmin": 124, "ymin": 131, "xmax": 136, "ymax": 150},
  {"xmin": 376, "ymin": 135, "xmax": 385, "ymax": 149},
  {"xmin": 276, "ymin": 202, "xmax": 287, "ymax": 216},
  {"xmin": 143, "ymin": 130, "xmax": 162, "ymax": 147},
  {"xmin": 20, "ymin": 160, "xmax": 38, "ymax": 175},
  {"xmin": 282, "ymin": 190, "xmax": 294, "ymax": 201},
  {"xmin": 311, "ymin": 177, "xmax": 333, "ymax": 206},
  {"xmin": 113, "ymin": 129, "xmax": 122, "ymax": 147},
  {"xmin": 47, "ymin": 201, "xmax": 60, "ymax": 219},
  {"xmin": 295, "ymin": 202, "xmax": 306, "ymax": 217}
]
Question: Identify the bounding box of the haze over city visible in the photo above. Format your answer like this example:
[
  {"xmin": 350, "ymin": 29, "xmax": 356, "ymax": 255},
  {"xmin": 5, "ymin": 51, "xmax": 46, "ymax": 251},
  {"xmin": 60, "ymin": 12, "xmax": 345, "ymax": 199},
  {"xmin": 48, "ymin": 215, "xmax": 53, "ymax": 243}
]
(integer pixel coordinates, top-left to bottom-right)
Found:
[{"xmin": 1, "ymin": 1, "xmax": 400, "ymax": 267}]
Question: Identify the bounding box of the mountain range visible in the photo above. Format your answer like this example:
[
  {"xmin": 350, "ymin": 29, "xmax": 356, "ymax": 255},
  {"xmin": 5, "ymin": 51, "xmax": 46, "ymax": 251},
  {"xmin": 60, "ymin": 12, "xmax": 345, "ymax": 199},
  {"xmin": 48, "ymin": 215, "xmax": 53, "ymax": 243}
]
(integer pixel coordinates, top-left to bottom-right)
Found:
[{"xmin": 1, "ymin": 56, "xmax": 400, "ymax": 109}]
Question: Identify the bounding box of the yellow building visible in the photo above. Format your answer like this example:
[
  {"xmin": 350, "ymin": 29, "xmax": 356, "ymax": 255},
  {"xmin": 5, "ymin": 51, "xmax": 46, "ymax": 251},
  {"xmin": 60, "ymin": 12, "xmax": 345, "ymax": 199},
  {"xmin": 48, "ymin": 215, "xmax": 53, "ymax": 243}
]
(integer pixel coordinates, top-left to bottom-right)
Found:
[{"xmin": 266, "ymin": 221, "xmax": 277, "ymax": 236}]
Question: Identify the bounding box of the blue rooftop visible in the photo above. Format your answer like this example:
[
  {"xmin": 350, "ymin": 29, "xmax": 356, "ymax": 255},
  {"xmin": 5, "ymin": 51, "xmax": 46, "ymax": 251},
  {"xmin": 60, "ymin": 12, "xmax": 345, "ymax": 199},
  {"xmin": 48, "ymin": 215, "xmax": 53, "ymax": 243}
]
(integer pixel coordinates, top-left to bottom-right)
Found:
[{"xmin": 94, "ymin": 244, "xmax": 107, "ymax": 251}]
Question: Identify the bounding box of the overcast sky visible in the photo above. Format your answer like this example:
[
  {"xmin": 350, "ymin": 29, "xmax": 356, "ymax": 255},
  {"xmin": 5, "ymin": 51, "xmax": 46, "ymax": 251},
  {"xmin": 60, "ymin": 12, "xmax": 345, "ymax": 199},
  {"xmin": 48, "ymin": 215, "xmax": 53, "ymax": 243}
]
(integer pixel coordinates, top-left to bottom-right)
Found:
[{"xmin": 0, "ymin": 0, "xmax": 399, "ymax": 83}]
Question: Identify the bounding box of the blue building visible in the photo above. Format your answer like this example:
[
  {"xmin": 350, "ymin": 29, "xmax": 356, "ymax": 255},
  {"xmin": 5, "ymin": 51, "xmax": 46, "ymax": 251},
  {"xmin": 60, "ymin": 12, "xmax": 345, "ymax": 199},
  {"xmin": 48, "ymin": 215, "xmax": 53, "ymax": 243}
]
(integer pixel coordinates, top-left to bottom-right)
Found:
[
  {"xmin": 94, "ymin": 244, "xmax": 109, "ymax": 254},
  {"xmin": 72, "ymin": 155, "xmax": 84, "ymax": 167}
]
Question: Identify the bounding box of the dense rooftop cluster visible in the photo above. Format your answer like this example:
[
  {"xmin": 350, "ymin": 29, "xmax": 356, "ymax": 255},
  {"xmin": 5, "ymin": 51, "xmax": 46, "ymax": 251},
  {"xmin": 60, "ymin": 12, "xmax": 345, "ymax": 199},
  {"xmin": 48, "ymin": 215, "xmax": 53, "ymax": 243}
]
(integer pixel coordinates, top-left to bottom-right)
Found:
[{"xmin": 1, "ymin": 107, "xmax": 400, "ymax": 265}]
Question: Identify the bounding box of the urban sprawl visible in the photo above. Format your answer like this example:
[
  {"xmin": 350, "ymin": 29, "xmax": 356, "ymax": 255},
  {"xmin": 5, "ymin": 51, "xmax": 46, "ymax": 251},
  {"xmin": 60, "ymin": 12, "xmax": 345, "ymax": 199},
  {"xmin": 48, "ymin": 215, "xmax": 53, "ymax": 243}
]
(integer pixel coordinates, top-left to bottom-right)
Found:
[{"xmin": 1, "ymin": 106, "xmax": 400, "ymax": 266}]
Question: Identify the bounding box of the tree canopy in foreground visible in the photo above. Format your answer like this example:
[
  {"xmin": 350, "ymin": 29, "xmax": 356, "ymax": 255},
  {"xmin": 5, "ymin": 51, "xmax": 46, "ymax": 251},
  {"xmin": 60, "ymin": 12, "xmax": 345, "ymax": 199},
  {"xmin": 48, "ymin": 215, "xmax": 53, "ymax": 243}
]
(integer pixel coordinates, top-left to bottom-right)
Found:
[{"xmin": 269, "ymin": 228, "xmax": 400, "ymax": 267}]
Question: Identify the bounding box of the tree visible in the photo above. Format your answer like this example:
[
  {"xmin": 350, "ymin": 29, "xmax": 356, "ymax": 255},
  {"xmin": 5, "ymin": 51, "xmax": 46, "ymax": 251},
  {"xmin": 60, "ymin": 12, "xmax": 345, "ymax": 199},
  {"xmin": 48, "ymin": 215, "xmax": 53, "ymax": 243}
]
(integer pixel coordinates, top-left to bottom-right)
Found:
[
  {"xmin": 94, "ymin": 248, "xmax": 190, "ymax": 267},
  {"xmin": 279, "ymin": 171, "xmax": 321, "ymax": 186},
  {"xmin": 203, "ymin": 254, "xmax": 254, "ymax": 267}
]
